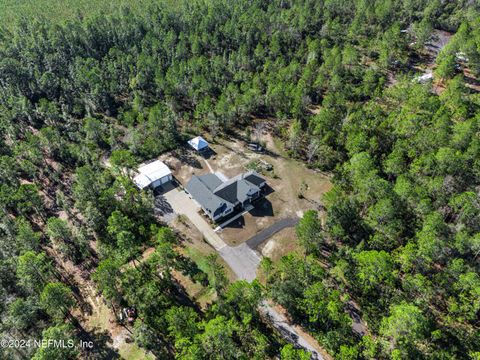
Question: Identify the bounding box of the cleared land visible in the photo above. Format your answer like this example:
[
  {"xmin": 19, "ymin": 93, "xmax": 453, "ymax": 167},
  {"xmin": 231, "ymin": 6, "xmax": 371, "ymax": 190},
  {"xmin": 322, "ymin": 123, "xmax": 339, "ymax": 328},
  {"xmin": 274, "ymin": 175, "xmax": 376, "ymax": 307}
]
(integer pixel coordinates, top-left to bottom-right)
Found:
[
  {"xmin": 259, "ymin": 227, "xmax": 301, "ymax": 262},
  {"xmin": 219, "ymin": 134, "xmax": 331, "ymax": 245},
  {"xmin": 160, "ymin": 133, "xmax": 332, "ymax": 247}
]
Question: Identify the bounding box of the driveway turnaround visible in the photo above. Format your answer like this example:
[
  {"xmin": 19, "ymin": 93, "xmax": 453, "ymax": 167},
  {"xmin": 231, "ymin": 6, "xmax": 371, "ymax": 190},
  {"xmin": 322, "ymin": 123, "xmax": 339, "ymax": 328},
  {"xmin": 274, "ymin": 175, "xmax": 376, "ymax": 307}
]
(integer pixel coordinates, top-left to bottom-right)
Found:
[
  {"xmin": 164, "ymin": 187, "xmax": 260, "ymax": 281},
  {"xmin": 218, "ymin": 244, "xmax": 260, "ymax": 281}
]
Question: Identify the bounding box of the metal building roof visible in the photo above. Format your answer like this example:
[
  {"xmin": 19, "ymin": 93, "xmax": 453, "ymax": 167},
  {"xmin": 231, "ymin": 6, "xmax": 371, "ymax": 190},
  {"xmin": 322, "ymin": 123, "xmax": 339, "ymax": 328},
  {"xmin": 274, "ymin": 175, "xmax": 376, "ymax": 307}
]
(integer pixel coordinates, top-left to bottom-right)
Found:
[
  {"xmin": 188, "ymin": 136, "xmax": 209, "ymax": 151},
  {"xmin": 133, "ymin": 160, "xmax": 171, "ymax": 189}
]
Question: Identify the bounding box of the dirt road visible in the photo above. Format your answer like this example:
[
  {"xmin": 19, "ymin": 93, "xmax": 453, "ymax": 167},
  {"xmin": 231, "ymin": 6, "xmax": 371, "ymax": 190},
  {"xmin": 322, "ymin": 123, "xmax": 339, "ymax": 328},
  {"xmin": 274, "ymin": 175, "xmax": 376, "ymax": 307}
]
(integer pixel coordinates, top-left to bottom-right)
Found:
[{"xmin": 261, "ymin": 302, "xmax": 327, "ymax": 360}]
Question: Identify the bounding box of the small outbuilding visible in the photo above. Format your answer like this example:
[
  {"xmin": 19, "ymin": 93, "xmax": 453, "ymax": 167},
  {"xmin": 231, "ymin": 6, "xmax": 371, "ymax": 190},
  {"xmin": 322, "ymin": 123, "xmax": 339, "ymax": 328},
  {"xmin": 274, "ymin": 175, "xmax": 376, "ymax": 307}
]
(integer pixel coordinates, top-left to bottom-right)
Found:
[
  {"xmin": 416, "ymin": 72, "xmax": 433, "ymax": 83},
  {"xmin": 188, "ymin": 136, "xmax": 209, "ymax": 152},
  {"xmin": 134, "ymin": 160, "xmax": 172, "ymax": 190}
]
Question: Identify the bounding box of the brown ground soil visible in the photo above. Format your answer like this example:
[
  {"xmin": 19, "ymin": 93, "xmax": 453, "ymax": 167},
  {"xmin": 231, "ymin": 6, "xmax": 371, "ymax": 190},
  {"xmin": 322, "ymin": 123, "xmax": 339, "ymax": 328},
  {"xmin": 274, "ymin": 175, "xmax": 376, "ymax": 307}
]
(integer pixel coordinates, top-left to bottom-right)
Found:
[
  {"xmin": 45, "ymin": 247, "xmax": 154, "ymax": 359},
  {"xmin": 220, "ymin": 134, "xmax": 332, "ymax": 245},
  {"xmin": 258, "ymin": 227, "xmax": 301, "ymax": 262},
  {"xmin": 158, "ymin": 133, "xmax": 332, "ymax": 247}
]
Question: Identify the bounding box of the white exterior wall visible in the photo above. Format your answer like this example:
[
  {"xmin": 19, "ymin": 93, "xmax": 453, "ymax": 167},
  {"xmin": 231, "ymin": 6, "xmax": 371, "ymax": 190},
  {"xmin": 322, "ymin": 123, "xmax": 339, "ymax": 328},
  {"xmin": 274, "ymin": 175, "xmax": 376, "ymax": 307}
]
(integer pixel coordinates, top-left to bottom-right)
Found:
[
  {"xmin": 161, "ymin": 174, "xmax": 172, "ymax": 184},
  {"xmin": 151, "ymin": 174, "xmax": 172, "ymax": 188},
  {"xmin": 223, "ymin": 205, "xmax": 234, "ymax": 216},
  {"xmin": 135, "ymin": 160, "xmax": 172, "ymax": 190}
]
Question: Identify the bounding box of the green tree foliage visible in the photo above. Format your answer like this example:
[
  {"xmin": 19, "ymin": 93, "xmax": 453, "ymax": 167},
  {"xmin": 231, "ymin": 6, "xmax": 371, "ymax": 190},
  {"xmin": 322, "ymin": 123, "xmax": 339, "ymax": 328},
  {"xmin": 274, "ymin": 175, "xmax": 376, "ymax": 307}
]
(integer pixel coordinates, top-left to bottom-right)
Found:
[
  {"xmin": 16, "ymin": 251, "xmax": 54, "ymax": 294},
  {"xmin": 0, "ymin": 1, "xmax": 479, "ymax": 359},
  {"xmin": 380, "ymin": 303, "xmax": 428, "ymax": 353},
  {"xmin": 40, "ymin": 282, "xmax": 75, "ymax": 322},
  {"xmin": 72, "ymin": 165, "xmax": 115, "ymax": 233},
  {"xmin": 280, "ymin": 344, "xmax": 311, "ymax": 360},
  {"xmin": 218, "ymin": 280, "xmax": 263, "ymax": 325},
  {"xmin": 204, "ymin": 254, "xmax": 228, "ymax": 295},
  {"xmin": 354, "ymin": 250, "xmax": 395, "ymax": 293},
  {"xmin": 109, "ymin": 149, "xmax": 136, "ymax": 176},
  {"xmin": 412, "ymin": 19, "xmax": 433, "ymax": 49},
  {"xmin": 378, "ymin": 23, "xmax": 409, "ymax": 69},
  {"xmin": 46, "ymin": 217, "xmax": 88, "ymax": 262},
  {"xmin": 450, "ymin": 271, "xmax": 480, "ymax": 322},
  {"xmin": 337, "ymin": 345, "xmax": 360, "ymax": 360},
  {"xmin": 7, "ymin": 297, "xmax": 41, "ymax": 332},
  {"xmin": 14, "ymin": 217, "xmax": 41, "ymax": 253},
  {"xmin": 92, "ymin": 257, "xmax": 122, "ymax": 303},
  {"xmin": 437, "ymin": 55, "xmax": 457, "ymax": 81},
  {"xmin": 12, "ymin": 184, "xmax": 44, "ymax": 220},
  {"xmin": 165, "ymin": 306, "xmax": 199, "ymax": 344},
  {"xmin": 296, "ymin": 210, "xmax": 324, "ymax": 255},
  {"xmin": 32, "ymin": 324, "xmax": 79, "ymax": 360},
  {"xmin": 301, "ymin": 282, "xmax": 350, "ymax": 332}
]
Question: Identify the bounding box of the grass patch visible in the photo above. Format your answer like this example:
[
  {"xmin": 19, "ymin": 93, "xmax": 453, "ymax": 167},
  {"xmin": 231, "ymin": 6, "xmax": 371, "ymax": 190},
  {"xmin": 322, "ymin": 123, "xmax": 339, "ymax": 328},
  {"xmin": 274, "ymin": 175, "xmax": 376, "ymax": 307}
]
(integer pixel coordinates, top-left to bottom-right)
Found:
[
  {"xmin": 184, "ymin": 246, "xmax": 211, "ymax": 274},
  {"xmin": 118, "ymin": 342, "xmax": 155, "ymax": 360},
  {"xmin": 86, "ymin": 300, "xmax": 113, "ymax": 331},
  {"xmin": 173, "ymin": 269, "xmax": 216, "ymax": 308}
]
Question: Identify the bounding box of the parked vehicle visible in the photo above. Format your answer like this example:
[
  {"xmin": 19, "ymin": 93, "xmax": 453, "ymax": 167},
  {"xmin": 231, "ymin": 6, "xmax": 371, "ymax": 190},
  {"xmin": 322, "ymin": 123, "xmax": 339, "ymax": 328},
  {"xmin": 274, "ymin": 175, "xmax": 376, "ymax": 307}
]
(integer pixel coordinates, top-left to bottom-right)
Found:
[{"xmin": 247, "ymin": 143, "xmax": 264, "ymax": 152}]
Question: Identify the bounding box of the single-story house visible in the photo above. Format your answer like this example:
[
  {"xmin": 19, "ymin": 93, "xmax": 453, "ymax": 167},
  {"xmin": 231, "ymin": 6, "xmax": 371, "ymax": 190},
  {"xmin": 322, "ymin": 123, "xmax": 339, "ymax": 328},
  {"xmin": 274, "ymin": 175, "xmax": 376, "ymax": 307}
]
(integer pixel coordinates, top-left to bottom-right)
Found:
[
  {"xmin": 185, "ymin": 171, "xmax": 266, "ymax": 221},
  {"xmin": 188, "ymin": 136, "xmax": 209, "ymax": 152},
  {"xmin": 133, "ymin": 160, "xmax": 172, "ymax": 189}
]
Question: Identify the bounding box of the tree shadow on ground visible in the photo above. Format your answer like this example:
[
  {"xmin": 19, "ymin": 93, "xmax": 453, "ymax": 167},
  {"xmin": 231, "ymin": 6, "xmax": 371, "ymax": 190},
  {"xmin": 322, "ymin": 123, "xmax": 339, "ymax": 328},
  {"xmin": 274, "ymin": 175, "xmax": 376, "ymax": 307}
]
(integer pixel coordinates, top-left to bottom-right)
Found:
[
  {"xmin": 200, "ymin": 147, "xmax": 217, "ymax": 160},
  {"xmin": 175, "ymin": 255, "xmax": 209, "ymax": 287},
  {"xmin": 153, "ymin": 195, "xmax": 174, "ymax": 216},
  {"xmin": 72, "ymin": 318, "xmax": 120, "ymax": 360},
  {"xmin": 178, "ymin": 151, "xmax": 203, "ymax": 168}
]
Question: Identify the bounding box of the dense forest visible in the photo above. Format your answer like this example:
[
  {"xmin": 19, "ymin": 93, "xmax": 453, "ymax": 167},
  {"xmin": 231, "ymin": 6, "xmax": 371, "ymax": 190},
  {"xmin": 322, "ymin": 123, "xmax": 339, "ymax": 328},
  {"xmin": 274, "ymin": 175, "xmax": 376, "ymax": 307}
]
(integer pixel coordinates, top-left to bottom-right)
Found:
[{"xmin": 0, "ymin": 0, "xmax": 479, "ymax": 359}]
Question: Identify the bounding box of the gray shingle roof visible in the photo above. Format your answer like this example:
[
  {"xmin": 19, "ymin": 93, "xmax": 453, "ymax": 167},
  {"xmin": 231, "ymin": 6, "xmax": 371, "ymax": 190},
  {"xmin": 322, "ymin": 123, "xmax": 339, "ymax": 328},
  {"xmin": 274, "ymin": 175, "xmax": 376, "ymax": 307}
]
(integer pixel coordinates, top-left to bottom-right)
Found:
[
  {"xmin": 186, "ymin": 171, "xmax": 265, "ymax": 216},
  {"xmin": 198, "ymin": 173, "xmax": 223, "ymax": 191},
  {"xmin": 244, "ymin": 171, "xmax": 266, "ymax": 187},
  {"xmin": 213, "ymin": 181, "xmax": 238, "ymax": 204},
  {"xmin": 186, "ymin": 175, "xmax": 231, "ymax": 214}
]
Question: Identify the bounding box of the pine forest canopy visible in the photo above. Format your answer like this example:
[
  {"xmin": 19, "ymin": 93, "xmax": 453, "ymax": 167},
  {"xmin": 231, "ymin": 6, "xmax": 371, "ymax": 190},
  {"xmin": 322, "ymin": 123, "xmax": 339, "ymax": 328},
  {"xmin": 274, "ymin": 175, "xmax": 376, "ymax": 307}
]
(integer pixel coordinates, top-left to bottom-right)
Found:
[{"xmin": 0, "ymin": 0, "xmax": 479, "ymax": 359}]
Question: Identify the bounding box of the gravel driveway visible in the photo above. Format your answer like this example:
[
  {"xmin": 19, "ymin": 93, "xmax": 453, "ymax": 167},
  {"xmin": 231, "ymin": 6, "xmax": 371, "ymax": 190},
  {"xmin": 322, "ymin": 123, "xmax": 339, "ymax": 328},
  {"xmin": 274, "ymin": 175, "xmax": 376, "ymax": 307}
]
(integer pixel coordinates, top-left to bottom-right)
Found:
[{"xmin": 260, "ymin": 302, "xmax": 324, "ymax": 359}]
